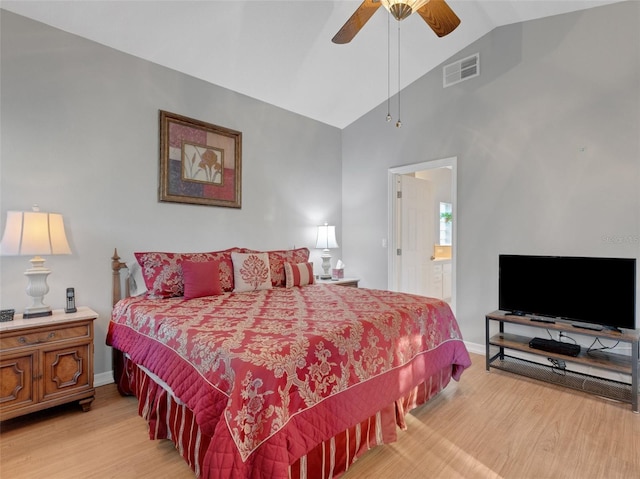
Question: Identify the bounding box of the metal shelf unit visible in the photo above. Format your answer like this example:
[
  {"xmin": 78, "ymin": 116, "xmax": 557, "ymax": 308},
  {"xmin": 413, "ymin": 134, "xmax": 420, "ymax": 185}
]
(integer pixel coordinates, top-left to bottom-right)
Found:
[{"xmin": 485, "ymin": 311, "xmax": 639, "ymax": 412}]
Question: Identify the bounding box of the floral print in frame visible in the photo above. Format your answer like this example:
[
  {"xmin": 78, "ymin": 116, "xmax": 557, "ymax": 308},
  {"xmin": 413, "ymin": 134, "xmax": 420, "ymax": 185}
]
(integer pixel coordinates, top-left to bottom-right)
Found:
[{"xmin": 159, "ymin": 110, "xmax": 242, "ymax": 208}]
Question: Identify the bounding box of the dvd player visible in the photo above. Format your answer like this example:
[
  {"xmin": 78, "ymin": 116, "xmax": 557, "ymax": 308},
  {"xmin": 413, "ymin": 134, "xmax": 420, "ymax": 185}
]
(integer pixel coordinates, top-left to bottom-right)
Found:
[{"xmin": 529, "ymin": 337, "xmax": 581, "ymax": 357}]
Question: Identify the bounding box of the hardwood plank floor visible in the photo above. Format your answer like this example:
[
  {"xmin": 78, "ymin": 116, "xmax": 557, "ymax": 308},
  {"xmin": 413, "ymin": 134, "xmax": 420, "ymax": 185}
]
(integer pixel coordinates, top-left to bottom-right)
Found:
[{"xmin": 1, "ymin": 353, "xmax": 638, "ymax": 478}]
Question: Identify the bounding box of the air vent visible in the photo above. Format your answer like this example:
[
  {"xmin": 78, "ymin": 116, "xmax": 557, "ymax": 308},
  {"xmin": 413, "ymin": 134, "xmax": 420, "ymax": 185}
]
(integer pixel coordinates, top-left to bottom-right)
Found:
[{"xmin": 443, "ymin": 53, "xmax": 479, "ymax": 88}]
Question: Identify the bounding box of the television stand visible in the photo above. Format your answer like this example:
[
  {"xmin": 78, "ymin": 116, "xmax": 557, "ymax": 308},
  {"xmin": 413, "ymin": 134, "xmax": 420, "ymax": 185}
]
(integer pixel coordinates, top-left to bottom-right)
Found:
[
  {"xmin": 486, "ymin": 310, "xmax": 639, "ymax": 412},
  {"xmin": 571, "ymin": 321, "xmax": 603, "ymax": 331}
]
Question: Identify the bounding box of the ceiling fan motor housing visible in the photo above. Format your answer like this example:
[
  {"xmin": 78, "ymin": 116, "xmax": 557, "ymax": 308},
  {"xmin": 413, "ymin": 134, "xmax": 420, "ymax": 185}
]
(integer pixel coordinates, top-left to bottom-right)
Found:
[
  {"xmin": 332, "ymin": 0, "xmax": 460, "ymax": 44},
  {"xmin": 389, "ymin": 3, "xmax": 413, "ymax": 21}
]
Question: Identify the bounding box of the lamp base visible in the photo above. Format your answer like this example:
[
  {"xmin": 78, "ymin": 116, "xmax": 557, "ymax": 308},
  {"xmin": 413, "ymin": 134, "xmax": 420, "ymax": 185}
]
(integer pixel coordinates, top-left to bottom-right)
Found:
[
  {"xmin": 24, "ymin": 257, "xmax": 52, "ymax": 319},
  {"xmin": 23, "ymin": 309, "xmax": 53, "ymax": 319},
  {"xmin": 320, "ymin": 249, "xmax": 333, "ymax": 281}
]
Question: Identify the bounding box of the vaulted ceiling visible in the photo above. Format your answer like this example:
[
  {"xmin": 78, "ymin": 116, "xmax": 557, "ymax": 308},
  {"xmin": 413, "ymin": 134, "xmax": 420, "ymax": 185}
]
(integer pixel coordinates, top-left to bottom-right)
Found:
[{"xmin": 1, "ymin": 1, "xmax": 623, "ymax": 128}]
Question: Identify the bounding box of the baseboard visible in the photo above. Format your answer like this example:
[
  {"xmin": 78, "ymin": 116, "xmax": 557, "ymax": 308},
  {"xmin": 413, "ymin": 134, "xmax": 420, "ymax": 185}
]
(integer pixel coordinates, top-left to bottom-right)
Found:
[
  {"xmin": 464, "ymin": 341, "xmax": 485, "ymax": 355},
  {"xmin": 95, "ymin": 371, "xmax": 114, "ymax": 387}
]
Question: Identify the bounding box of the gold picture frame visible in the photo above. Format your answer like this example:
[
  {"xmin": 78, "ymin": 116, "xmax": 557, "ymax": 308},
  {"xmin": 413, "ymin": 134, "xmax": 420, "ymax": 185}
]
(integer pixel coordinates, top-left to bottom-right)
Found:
[{"xmin": 159, "ymin": 110, "xmax": 242, "ymax": 208}]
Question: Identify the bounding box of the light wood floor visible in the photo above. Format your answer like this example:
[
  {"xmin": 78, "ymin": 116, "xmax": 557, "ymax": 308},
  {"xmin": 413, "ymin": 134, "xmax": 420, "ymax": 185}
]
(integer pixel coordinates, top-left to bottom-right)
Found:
[{"xmin": 1, "ymin": 353, "xmax": 638, "ymax": 478}]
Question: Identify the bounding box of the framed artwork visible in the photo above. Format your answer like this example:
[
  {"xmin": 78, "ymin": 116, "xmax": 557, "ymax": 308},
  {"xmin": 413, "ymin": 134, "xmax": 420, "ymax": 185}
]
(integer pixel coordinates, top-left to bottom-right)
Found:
[{"xmin": 159, "ymin": 110, "xmax": 242, "ymax": 208}]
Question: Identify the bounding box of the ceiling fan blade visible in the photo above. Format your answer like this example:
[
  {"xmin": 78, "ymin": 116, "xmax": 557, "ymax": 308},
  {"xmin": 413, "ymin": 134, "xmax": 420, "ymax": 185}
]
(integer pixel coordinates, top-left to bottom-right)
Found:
[
  {"xmin": 416, "ymin": 0, "xmax": 461, "ymax": 37},
  {"xmin": 332, "ymin": 0, "xmax": 382, "ymax": 44}
]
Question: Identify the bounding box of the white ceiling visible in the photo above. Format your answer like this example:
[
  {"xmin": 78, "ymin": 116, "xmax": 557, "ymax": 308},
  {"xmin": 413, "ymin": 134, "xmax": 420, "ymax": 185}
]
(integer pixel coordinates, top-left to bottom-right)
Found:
[{"xmin": 1, "ymin": 0, "xmax": 623, "ymax": 128}]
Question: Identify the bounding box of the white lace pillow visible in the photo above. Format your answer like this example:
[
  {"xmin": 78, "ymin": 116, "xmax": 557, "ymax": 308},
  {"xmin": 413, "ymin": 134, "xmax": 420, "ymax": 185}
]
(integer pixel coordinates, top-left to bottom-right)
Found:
[{"xmin": 232, "ymin": 252, "xmax": 272, "ymax": 292}]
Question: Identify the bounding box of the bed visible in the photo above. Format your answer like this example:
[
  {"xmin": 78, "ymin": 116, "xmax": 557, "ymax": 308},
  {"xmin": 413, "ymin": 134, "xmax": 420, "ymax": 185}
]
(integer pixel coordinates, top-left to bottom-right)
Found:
[{"xmin": 107, "ymin": 247, "xmax": 471, "ymax": 479}]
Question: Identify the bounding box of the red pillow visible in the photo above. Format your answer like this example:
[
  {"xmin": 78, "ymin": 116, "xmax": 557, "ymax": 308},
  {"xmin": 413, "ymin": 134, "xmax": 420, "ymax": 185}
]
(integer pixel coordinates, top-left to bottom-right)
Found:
[
  {"xmin": 182, "ymin": 260, "xmax": 222, "ymax": 299},
  {"xmin": 135, "ymin": 248, "xmax": 245, "ymax": 298}
]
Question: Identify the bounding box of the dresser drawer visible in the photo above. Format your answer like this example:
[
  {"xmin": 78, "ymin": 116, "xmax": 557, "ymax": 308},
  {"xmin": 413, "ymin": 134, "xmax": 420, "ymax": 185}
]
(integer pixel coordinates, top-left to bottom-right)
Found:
[{"xmin": 0, "ymin": 324, "xmax": 91, "ymax": 350}]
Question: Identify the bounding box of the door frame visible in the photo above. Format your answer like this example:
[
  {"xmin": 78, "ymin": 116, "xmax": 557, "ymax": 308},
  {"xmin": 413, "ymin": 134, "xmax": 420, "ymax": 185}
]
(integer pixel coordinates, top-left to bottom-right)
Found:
[{"xmin": 387, "ymin": 156, "xmax": 458, "ymax": 313}]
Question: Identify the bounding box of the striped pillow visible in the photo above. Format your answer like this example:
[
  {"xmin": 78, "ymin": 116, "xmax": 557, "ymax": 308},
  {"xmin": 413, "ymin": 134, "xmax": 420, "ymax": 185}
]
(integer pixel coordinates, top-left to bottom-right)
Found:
[{"xmin": 284, "ymin": 262, "xmax": 315, "ymax": 288}]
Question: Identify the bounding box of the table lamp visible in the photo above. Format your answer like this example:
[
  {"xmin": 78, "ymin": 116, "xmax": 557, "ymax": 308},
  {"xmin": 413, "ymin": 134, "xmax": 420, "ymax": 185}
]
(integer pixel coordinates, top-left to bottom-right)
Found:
[
  {"xmin": 315, "ymin": 223, "xmax": 338, "ymax": 280},
  {"xmin": 0, "ymin": 206, "xmax": 72, "ymax": 318}
]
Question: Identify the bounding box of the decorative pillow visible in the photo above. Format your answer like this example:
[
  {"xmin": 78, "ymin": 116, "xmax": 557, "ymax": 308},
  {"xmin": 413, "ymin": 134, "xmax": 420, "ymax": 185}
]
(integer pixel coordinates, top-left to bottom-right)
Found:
[
  {"xmin": 263, "ymin": 247, "xmax": 310, "ymax": 288},
  {"xmin": 182, "ymin": 260, "xmax": 222, "ymax": 299},
  {"xmin": 232, "ymin": 252, "xmax": 272, "ymax": 292},
  {"xmin": 135, "ymin": 247, "xmax": 243, "ymax": 298},
  {"xmin": 284, "ymin": 262, "xmax": 315, "ymax": 288}
]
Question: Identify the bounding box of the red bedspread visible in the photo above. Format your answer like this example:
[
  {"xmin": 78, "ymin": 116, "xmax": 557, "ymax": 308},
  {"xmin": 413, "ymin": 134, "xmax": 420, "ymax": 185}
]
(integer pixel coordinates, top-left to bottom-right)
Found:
[{"xmin": 107, "ymin": 284, "xmax": 471, "ymax": 478}]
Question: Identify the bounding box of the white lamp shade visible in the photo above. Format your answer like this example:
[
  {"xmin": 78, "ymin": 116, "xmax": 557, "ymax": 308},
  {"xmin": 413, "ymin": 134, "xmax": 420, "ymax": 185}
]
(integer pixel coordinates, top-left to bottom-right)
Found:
[
  {"xmin": 0, "ymin": 210, "xmax": 72, "ymax": 256},
  {"xmin": 315, "ymin": 224, "xmax": 339, "ymax": 250}
]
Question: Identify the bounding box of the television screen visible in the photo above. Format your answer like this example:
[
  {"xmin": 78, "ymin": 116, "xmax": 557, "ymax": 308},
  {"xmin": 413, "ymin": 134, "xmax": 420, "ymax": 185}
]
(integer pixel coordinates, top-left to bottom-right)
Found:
[{"xmin": 499, "ymin": 255, "xmax": 636, "ymax": 330}]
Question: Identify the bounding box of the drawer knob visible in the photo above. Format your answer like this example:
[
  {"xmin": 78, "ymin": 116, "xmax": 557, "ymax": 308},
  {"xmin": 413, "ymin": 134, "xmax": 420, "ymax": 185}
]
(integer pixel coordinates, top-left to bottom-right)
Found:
[{"xmin": 19, "ymin": 332, "xmax": 55, "ymax": 345}]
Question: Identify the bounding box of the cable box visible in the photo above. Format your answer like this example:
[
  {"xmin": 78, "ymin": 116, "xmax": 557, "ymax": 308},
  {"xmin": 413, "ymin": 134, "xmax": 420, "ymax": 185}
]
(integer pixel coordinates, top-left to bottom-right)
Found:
[{"xmin": 529, "ymin": 337, "xmax": 580, "ymax": 357}]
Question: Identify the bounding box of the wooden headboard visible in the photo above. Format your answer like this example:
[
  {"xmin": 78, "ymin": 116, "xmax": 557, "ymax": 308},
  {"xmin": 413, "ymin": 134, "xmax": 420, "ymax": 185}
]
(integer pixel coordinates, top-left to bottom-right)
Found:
[
  {"xmin": 110, "ymin": 248, "xmax": 131, "ymax": 393},
  {"xmin": 111, "ymin": 248, "xmax": 130, "ymax": 307}
]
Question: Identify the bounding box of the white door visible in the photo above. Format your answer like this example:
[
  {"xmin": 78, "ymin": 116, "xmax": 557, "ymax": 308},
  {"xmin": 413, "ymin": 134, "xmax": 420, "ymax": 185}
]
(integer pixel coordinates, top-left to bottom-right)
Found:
[
  {"xmin": 388, "ymin": 157, "xmax": 457, "ymax": 312},
  {"xmin": 397, "ymin": 175, "xmax": 433, "ymax": 296}
]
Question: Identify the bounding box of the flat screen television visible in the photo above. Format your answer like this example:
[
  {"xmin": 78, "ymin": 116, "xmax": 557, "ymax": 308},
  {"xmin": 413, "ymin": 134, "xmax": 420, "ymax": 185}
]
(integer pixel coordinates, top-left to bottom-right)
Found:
[{"xmin": 499, "ymin": 255, "xmax": 637, "ymax": 330}]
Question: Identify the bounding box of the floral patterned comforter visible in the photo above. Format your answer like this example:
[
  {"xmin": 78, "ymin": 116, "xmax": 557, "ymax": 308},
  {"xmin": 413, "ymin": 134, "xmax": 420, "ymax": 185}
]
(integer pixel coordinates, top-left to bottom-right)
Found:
[{"xmin": 107, "ymin": 284, "xmax": 471, "ymax": 478}]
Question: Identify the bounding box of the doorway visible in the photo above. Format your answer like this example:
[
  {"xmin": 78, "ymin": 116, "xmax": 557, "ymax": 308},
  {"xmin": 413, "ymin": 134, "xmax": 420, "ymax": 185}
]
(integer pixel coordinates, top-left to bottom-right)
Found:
[{"xmin": 388, "ymin": 157, "xmax": 457, "ymax": 313}]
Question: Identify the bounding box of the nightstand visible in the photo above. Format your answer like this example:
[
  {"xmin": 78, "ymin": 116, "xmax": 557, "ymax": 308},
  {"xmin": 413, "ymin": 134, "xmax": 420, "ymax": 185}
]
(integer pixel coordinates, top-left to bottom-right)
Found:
[
  {"xmin": 317, "ymin": 277, "xmax": 360, "ymax": 288},
  {"xmin": 0, "ymin": 306, "xmax": 97, "ymax": 421}
]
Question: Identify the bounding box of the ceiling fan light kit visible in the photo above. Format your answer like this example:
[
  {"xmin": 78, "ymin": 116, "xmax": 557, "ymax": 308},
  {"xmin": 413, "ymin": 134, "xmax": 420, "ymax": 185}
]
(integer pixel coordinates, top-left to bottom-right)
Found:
[{"xmin": 381, "ymin": 0, "xmax": 431, "ymax": 21}]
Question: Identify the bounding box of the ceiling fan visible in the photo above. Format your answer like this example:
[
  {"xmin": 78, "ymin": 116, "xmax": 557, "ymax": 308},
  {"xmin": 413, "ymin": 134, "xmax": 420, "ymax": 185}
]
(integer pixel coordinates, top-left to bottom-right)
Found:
[{"xmin": 332, "ymin": 0, "xmax": 461, "ymax": 44}]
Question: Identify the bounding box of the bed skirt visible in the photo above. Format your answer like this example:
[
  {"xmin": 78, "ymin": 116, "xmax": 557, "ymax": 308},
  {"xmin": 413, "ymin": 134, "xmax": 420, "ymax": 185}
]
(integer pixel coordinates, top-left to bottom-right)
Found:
[{"xmin": 116, "ymin": 352, "xmax": 453, "ymax": 479}]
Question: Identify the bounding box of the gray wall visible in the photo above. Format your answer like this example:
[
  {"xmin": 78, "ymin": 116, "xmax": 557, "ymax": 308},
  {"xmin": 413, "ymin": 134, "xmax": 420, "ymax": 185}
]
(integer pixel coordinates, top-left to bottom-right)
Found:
[
  {"xmin": 0, "ymin": 11, "xmax": 342, "ymax": 379},
  {"xmin": 342, "ymin": 1, "xmax": 640, "ymax": 345},
  {"xmin": 2, "ymin": 2, "xmax": 639, "ymax": 377}
]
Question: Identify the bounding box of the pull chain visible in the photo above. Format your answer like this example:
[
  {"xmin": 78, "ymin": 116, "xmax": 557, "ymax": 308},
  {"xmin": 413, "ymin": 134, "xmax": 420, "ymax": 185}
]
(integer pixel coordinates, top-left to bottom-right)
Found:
[
  {"xmin": 396, "ymin": 20, "xmax": 402, "ymax": 128},
  {"xmin": 386, "ymin": 14, "xmax": 392, "ymax": 122}
]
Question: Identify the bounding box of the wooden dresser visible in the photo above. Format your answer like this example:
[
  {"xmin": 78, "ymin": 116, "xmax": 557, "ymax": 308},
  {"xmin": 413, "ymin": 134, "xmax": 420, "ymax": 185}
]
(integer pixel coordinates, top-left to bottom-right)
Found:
[{"xmin": 0, "ymin": 307, "xmax": 97, "ymax": 421}]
